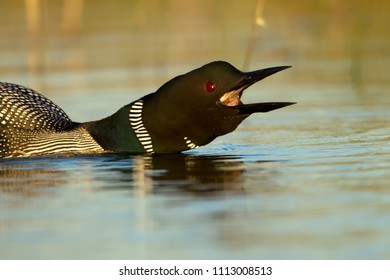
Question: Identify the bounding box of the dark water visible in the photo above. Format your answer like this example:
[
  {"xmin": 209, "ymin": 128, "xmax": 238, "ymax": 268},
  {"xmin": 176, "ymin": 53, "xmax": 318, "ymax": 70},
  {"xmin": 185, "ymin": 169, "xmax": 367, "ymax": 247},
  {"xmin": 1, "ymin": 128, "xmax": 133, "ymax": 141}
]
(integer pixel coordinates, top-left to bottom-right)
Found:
[{"xmin": 1, "ymin": 0, "xmax": 390, "ymax": 259}]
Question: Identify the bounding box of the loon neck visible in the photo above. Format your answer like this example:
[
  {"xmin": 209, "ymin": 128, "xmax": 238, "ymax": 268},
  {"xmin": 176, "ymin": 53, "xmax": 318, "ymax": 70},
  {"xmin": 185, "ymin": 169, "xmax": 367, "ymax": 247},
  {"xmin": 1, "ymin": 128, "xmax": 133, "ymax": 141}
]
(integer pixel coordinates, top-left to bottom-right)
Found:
[{"xmin": 82, "ymin": 102, "xmax": 146, "ymax": 154}]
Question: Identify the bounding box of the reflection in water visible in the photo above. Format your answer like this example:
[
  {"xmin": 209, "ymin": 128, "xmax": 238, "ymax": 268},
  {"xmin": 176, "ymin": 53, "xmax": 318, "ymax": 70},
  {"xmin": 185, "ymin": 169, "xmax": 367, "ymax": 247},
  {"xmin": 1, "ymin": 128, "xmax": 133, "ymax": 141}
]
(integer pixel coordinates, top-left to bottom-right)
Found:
[
  {"xmin": 139, "ymin": 154, "xmax": 246, "ymax": 194},
  {"xmin": 103, "ymin": 153, "xmax": 250, "ymax": 194},
  {"xmin": 0, "ymin": 154, "xmax": 262, "ymax": 259},
  {"xmin": 0, "ymin": 159, "xmax": 68, "ymax": 196},
  {"xmin": 0, "ymin": 153, "xmax": 254, "ymax": 197}
]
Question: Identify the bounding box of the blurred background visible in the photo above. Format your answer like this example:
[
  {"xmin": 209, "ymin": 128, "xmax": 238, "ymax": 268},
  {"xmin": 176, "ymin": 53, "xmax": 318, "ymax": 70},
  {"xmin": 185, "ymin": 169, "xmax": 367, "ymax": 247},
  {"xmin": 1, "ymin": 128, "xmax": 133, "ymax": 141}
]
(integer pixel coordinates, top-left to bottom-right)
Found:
[{"xmin": 1, "ymin": 0, "xmax": 389, "ymax": 119}]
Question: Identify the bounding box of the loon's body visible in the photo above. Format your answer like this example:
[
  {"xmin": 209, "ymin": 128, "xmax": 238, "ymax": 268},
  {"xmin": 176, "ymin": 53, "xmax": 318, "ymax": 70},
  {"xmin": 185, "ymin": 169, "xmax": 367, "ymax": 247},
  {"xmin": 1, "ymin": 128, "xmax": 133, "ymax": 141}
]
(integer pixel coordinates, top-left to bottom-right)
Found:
[{"xmin": 0, "ymin": 61, "xmax": 294, "ymax": 158}]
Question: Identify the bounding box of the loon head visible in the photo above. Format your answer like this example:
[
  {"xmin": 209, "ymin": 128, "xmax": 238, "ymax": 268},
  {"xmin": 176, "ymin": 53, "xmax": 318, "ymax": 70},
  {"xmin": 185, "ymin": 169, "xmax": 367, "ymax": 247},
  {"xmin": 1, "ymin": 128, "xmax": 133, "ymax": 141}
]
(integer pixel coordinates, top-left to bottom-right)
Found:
[{"xmin": 137, "ymin": 61, "xmax": 294, "ymax": 153}]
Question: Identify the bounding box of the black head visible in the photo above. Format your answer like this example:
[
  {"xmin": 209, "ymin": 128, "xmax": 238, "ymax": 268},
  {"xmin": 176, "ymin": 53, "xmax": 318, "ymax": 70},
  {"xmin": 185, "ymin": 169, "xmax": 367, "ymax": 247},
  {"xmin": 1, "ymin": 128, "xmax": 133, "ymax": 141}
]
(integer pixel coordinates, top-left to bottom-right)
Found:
[{"xmin": 140, "ymin": 61, "xmax": 294, "ymax": 153}]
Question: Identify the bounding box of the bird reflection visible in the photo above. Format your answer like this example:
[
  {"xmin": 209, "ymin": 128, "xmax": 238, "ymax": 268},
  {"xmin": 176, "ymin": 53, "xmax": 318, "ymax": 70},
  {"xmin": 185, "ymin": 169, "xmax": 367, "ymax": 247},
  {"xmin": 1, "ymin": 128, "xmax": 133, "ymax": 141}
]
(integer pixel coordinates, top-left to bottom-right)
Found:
[
  {"xmin": 136, "ymin": 153, "xmax": 246, "ymax": 194},
  {"xmin": 0, "ymin": 153, "xmax": 249, "ymax": 196},
  {"xmin": 0, "ymin": 159, "xmax": 69, "ymax": 196}
]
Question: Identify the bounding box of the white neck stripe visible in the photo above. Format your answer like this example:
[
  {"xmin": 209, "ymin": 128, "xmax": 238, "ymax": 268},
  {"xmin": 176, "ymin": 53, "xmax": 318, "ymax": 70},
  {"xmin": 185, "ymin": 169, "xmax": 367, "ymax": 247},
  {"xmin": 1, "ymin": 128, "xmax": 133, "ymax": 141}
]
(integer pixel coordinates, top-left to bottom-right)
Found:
[
  {"xmin": 184, "ymin": 136, "xmax": 199, "ymax": 149},
  {"xmin": 129, "ymin": 100, "xmax": 154, "ymax": 154}
]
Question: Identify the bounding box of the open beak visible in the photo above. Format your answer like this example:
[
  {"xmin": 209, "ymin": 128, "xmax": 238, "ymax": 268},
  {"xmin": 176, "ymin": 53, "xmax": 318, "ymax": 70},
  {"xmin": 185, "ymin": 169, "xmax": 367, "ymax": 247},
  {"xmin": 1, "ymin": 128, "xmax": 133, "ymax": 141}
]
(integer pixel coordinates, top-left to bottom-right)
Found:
[{"xmin": 218, "ymin": 66, "xmax": 295, "ymax": 114}]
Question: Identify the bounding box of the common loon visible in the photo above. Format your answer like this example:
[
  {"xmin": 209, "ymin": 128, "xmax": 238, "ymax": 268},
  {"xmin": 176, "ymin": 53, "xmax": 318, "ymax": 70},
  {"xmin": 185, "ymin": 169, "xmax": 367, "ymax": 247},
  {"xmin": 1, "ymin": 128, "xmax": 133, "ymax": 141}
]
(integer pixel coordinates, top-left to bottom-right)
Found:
[{"xmin": 0, "ymin": 61, "xmax": 294, "ymax": 158}]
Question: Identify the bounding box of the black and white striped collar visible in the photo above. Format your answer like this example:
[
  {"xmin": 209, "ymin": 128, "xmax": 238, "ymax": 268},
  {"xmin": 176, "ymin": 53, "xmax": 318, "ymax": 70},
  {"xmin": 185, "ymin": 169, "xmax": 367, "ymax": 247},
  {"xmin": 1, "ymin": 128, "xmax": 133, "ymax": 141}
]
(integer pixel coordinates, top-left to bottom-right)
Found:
[{"xmin": 129, "ymin": 100, "xmax": 154, "ymax": 154}]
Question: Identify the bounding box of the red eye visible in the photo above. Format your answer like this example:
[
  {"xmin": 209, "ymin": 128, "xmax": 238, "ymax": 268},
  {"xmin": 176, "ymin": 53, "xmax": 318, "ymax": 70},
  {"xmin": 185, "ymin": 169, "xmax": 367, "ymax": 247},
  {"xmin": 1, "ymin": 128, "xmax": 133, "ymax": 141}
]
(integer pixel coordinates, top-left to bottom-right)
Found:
[{"xmin": 205, "ymin": 81, "xmax": 216, "ymax": 93}]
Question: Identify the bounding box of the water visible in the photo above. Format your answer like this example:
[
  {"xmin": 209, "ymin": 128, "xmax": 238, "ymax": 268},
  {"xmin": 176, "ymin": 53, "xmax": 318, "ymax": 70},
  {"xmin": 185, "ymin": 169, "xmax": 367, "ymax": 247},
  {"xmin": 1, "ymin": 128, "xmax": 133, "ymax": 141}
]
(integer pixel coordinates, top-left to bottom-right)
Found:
[{"xmin": 1, "ymin": 0, "xmax": 390, "ymax": 259}]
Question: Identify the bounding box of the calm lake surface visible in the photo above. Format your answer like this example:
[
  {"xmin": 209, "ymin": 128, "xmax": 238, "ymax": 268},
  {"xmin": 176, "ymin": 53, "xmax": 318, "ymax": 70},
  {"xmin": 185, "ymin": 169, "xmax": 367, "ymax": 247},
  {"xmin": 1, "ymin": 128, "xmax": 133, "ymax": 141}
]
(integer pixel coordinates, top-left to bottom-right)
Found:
[{"xmin": 1, "ymin": 0, "xmax": 389, "ymax": 259}]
